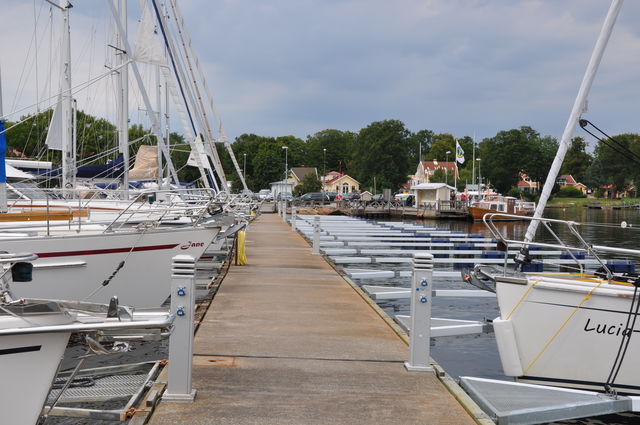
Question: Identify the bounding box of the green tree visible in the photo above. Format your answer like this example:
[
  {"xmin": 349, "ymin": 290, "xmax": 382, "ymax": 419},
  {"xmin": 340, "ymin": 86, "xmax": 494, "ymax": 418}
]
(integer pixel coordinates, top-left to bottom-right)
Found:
[
  {"xmin": 429, "ymin": 167, "xmax": 454, "ymax": 185},
  {"xmin": 583, "ymin": 157, "xmax": 605, "ymax": 190},
  {"xmin": 408, "ymin": 129, "xmax": 434, "ymax": 166},
  {"xmin": 589, "ymin": 133, "xmax": 640, "ymax": 196},
  {"xmin": 426, "ymin": 133, "xmax": 455, "ymax": 161},
  {"xmin": 217, "ymin": 134, "xmax": 294, "ymax": 191},
  {"xmin": 457, "ymin": 167, "xmax": 472, "ymax": 191},
  {"xmin": 305, "ymin": 129, "xmax": 357, "ymax": 177},
  {"xmin": 479, "ymin": 126, "xmax": 557, "ymax": 194},
  {"xmin": 293, "ymin": 172, "xmax": 322, "ymax": 196},
  {"xmin": 522, "ymin": 135, "xmax": 558, "ymax": 187},
  {"xmin": 352, "ymin": 120, "xmax": 412, "ymax": 190},
  {"xmin": 561, "ymin": 137, "xmax": 592, "ymax": 183},
  {"xmin": 250, "ymin": 141, "xmax": 288, "ymax": 191}
]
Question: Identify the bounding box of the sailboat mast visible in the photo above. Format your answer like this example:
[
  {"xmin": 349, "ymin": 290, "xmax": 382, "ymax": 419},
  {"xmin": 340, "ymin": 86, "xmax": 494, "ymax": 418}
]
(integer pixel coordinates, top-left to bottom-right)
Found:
[
  {"xmin": 115, "ymin": 0, "xmax": 129, "ymax": 198},
  {"xmin": 156, "ymin": 64, "xmax": 163, "ymax": 188},
  {"xmin": 107, "ymin": 0, "xmax": 180, "ymax": 187},
  {"xmin": 520, "ymin": 0, "xmax": 623, "ymax": 250},
  {"xmin": 60, "ymin": 0, "xmax": 74, "ymax": 193}
]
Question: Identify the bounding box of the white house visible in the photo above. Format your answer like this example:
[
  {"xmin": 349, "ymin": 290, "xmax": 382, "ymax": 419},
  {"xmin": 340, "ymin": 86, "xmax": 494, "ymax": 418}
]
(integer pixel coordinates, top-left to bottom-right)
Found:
[
  {"xmin": 411, "ymin": 182, "xmax": 456, "ymax": 207},
  {"xmin": 269, "ymin": 180, "xmax": 294, "ymax": 199}
]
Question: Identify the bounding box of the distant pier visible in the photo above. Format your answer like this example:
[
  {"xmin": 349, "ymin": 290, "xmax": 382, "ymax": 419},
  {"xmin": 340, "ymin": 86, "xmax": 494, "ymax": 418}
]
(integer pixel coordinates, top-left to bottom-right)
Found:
[{"xmin": 285, "ymin": 199, "xmax": 468, "ymax": 219}]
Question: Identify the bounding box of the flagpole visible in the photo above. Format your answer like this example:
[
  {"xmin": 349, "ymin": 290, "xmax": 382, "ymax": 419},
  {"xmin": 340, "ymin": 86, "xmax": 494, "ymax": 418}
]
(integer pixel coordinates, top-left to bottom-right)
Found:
[
  {"xmin": 454, "ymin": 156, "xmax": 457, "ymax": 192},
  {"xmin": 472, "ymin": 131, "xmax": 476, "ymax": 190}
]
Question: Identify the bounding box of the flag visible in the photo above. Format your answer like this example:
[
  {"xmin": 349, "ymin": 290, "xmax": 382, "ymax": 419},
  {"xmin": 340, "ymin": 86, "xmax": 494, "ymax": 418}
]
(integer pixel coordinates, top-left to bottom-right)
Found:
[{"xmin": 455, "ymin": 140, "xmax": 465, "ymax": 164}]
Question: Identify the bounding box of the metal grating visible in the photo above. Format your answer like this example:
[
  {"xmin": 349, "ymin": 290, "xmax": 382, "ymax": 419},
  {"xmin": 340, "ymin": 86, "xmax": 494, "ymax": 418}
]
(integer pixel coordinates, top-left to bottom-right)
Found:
[{"xmin": 47, "ymin": 372, "xmax": 149, "ymax": 403}]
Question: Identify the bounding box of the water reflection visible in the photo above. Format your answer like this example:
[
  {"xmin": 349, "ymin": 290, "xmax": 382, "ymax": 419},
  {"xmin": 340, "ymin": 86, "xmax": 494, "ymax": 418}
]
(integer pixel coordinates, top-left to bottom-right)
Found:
[{"xmin": 374, "ymin": 207, "xmax": 640, "ymax": 425}]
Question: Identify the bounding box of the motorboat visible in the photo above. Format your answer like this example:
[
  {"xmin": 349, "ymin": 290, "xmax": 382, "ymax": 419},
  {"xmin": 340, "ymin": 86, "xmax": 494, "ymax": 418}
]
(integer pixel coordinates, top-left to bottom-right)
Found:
[{"xmin": 467, "ymin": 195, "xmax": 535, "ymax": 221}]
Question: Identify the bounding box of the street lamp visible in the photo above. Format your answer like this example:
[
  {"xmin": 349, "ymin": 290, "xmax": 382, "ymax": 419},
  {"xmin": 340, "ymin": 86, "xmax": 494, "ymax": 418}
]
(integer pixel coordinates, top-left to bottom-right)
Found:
[
  {"xmin": 243, "ymin": 153, "xmax": 247, "ymax": 179},
  {"xmin": 323, "ymin": 148, "xmax": 326, "ymax": 193},
  {"xmin": 282, "ymin": 146, "xmax": 288, "ymax": 183},
  {"xmin": 445, "ymin": 150, "xmax": 451, "ymax": 185}
]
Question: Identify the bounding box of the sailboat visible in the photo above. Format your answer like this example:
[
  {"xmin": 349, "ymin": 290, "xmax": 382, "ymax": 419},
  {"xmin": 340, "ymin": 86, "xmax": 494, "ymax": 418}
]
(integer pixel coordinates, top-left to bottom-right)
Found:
[
  {"xmin": 0, "ymin": 1, "xmax": 240, "ymax": 307},
  {"xmin": 465, "ymin": 0, "xmax": 640, "ymax": 395},
  {"xmin": 0, "ymin": 251, "xmax": 173, "ymax": 425}
]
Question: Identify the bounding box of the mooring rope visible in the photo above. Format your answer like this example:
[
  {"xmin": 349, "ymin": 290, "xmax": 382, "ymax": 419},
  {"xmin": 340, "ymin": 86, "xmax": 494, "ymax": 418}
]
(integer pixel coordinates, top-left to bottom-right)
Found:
[
  {"xmin": 522, "ymin": 279, "xmax": 606, "ymax": 376},
  {"xmin": 604, "ymin": 283, "xmax": 640, "ymax": 394}
]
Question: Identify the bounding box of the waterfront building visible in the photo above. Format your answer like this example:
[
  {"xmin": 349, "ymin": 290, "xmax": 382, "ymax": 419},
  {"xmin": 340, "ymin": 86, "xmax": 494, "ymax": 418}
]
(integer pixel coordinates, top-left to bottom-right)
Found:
[
  {"xmin": 413, "ymin": 160, "xmax": 459, "ymax": 185},
  {"xmin": 289, "ymin": 167, "xmax": 319, "ymax": 188},
  {"xmin": 557, "ymin": 174, "xmax": 587, "ymax": 194},
  {"xmin": 322, "ymin": 171, "xmax": 360, "ymax": 194}
]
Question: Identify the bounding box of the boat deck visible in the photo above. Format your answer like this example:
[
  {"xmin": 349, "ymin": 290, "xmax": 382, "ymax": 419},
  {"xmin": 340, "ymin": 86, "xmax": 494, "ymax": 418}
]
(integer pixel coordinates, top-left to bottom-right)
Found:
[{"xmin": 146, "ymin": 213, "xmax": 481, "ymax": 425}]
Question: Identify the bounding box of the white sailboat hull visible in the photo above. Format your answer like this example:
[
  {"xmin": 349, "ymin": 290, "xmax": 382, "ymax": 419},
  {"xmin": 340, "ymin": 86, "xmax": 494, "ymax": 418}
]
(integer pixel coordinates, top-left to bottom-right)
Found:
[
  {"xmin": 4, "ymin": 226, "xmax": 219, "ymax": 307},
  {"xmin": 495, "ymin": 276, "xmax": 640, "ymax": 394},
  {"xmin": 0, "ymin": 313, "xmax": 72, "ymax": 425}
]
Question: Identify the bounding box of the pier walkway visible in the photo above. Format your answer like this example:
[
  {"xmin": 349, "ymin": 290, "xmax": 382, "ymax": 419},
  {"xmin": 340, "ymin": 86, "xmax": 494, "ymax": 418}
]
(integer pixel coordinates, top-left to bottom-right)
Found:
[{"xmin": 147, "ymin": 213, "xmax": 478, "ymax": 425}]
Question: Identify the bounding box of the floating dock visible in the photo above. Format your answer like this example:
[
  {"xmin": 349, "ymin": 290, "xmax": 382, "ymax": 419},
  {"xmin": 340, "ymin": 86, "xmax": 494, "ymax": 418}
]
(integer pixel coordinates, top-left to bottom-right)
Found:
[{"xmin": 146, "ymin": 213, "xmax": 484, "ymax": 425}]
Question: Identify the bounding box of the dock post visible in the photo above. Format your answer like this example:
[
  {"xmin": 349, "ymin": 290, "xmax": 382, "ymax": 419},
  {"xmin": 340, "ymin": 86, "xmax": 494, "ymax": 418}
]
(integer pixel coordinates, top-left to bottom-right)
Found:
[
  {"xmin": 291, "ymin": 206, "xmax": 297, "ymax": 231},
  {"xmin": 283, "ymin": 201, "xmax": 288, "ymax": 222},
  {"xmin": 164, "ymin": 255, "xmax": 197, "ymax": 402},
  {"xmin": 312, "ymin": 215, "xmax": 320, "ymax": 255},
  {"xmin": 405, "ymin": 252, "xmax": 434, "ymax": 372}
]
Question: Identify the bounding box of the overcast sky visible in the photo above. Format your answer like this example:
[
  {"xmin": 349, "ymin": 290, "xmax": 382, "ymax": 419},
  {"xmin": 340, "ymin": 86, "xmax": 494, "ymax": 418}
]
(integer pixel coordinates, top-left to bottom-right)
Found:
[{"xmin": 2, "ymin": 0, "xmax": 640, "ymax": 150}]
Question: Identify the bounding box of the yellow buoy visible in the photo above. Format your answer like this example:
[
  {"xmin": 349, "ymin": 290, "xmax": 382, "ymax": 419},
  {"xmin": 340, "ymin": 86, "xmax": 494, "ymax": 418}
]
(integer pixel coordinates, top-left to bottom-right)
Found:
[{"xmin": 237, "ymin": 230, "xmax": 248, "ymax": 265}]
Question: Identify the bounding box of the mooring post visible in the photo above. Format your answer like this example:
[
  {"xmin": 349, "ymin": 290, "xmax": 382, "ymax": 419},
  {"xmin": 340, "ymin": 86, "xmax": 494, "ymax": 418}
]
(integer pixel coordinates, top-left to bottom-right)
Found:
[
  {"xmin": 291, "ymin": 206, "xmax": 297, "ymax": 231},
  {"xmin": 283, "ymin": 200, "xmax": 288, "ymax": 222},
  {"xmin": 405, "ymin": 252, "xmax": 434, "ymax": 372},
  {"xmin": 312, "ymin": 215, "xmax": 320, "ymax": 255},
  {"xmin": 164, "ymin": 255, "xmax": 197, "ymax": 401}
]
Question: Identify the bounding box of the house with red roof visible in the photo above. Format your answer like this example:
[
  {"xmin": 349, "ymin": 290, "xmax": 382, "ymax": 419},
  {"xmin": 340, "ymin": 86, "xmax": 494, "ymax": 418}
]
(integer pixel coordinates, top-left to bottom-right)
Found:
[
  {"xmin": 413, "ymin": 160, "xmax": 459, "ymax": 185},
  {"xmin": 557, "ymin": 174, "xmax": 587, "ymax": 194},
  {"xmin": 517, "ymin": 172, "xmax": 539, "ymax": 192},
  {"xmin": 322, "ymin": 171, "xmax": 360, "ymax": 194}
]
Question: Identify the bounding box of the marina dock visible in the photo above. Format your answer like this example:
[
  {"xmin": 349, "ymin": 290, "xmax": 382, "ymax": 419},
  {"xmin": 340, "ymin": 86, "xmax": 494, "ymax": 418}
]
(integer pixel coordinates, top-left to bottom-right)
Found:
[{"xmin": 146, "ymin": 213, "xmax": 482, "ymax": 425}]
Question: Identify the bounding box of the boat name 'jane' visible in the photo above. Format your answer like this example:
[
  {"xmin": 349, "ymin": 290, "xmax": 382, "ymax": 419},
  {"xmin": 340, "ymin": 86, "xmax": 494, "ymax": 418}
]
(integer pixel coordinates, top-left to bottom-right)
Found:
[{"xmin": 180, "ymin": 241, "xmax": 205, "ymax": 250}]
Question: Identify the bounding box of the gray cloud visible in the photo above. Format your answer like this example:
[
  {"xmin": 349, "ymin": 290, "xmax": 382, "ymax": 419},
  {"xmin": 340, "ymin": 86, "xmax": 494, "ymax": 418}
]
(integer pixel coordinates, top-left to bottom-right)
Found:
[{"xmin": 2, "ymin": 0, "xmax": 640, "ymax": 151}]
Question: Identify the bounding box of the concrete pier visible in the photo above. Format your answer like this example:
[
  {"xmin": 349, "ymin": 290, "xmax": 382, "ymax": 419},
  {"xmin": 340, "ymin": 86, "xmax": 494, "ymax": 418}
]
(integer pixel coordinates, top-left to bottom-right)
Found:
[{"xmin": 147, "ymin": 214, "xmax": 480, "ymax": 425}]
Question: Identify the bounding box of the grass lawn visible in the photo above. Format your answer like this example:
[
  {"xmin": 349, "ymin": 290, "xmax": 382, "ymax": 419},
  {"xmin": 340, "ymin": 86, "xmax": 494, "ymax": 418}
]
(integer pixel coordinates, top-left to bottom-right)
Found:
[{"xmin": 546, "ymin": 197, "xmax": 640, "ymax": 207}]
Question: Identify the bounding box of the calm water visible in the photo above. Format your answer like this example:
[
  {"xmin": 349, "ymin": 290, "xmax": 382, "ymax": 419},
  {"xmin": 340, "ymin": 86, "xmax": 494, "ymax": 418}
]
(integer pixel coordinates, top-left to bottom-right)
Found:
[
  {"xmin": 46, "ymin": 206, "xmax": 640, "ymax": 424},
  {"xmin": 363, "ymin": 206, "xmax": 640, "ymax": 425}
]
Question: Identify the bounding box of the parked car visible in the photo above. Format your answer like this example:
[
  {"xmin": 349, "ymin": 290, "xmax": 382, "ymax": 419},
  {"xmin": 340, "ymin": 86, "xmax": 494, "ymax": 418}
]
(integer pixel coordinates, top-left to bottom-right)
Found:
[
  {"xmin": 258, "ymin": 189, "xmax": 273, "ymax": 200},
  {"xmin": 299, "ymin": 192, "xmax": 330, "ymax": 202},
  {"xmin": 370, "ymin": 194, "xmax": 384, "ymax": 202},
  {"xmin": 335, "ymin": 192, "xmax": 361, "ymax": 201},
  {"xmin": 276, "ymin": 192, "xmax": 293, "ymax": 201},
  {"xmin": 394, "ymin": 193, "xmax": 414, "ymax": 206}
]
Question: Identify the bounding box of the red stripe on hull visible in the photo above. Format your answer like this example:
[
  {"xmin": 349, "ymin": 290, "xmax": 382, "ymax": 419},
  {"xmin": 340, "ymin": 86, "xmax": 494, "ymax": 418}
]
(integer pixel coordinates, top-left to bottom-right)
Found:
[{"xmin": 36, "ymin": 244, "xmax": 180, "ymax": 258}]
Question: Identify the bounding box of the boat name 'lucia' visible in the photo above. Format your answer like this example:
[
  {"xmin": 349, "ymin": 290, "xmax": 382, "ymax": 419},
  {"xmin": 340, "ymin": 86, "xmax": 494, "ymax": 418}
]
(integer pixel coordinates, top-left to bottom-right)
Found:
[{"xmin": 583, "ymin": 318, "xmax": 640, "ymax": 337}]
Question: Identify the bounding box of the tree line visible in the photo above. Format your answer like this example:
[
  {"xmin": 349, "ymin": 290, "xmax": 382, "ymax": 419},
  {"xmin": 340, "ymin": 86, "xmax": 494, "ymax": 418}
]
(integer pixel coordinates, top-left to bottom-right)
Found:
[{"xmin": 3, "ymin": 110, "xmax": 638, "ymax": 197}]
